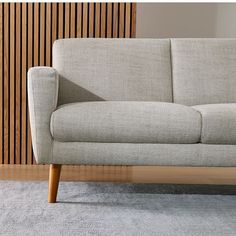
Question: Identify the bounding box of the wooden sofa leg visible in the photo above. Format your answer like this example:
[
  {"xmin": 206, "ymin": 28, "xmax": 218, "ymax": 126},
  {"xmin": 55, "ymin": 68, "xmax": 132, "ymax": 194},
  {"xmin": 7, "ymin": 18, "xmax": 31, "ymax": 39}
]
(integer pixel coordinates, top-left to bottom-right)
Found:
[{"xmin": 48, "ymin": 164, "xmax": 62, "ymax": 203}]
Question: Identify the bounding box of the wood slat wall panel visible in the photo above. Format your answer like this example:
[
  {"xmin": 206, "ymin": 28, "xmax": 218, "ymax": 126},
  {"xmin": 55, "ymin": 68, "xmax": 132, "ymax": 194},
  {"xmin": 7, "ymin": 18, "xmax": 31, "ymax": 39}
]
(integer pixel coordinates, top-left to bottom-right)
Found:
[{"xmin": 0, "ymin": 3, "xmax": 136, "ymax": 165}]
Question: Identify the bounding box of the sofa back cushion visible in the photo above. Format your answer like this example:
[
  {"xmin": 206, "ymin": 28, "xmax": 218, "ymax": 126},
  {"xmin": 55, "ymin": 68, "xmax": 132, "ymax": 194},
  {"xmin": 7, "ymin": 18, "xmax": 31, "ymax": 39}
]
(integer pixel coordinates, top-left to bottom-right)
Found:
[
  {"xmin": 53, "ymin": 39, "xmax": 172, "ymax": 105},
  {"xmin": 172, "ymin": 39, "xmax": 236, "ymax": 106}
]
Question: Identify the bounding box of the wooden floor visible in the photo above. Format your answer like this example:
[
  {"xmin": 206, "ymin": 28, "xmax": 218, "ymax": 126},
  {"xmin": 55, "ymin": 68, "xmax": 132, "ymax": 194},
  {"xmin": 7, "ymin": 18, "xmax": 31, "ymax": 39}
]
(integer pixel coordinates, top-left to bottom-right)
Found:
[{"xmin": 0, "ymin": 165, "xmax": 236, "ymax": 185}]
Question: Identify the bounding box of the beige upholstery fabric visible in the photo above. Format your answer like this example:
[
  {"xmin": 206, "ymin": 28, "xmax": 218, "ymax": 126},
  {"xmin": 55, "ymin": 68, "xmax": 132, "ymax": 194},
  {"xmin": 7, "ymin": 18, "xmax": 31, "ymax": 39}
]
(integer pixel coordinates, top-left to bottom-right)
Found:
[
  {"xmin": 172, "ymin": 39, "xmax": 236, "ymax": 105},
  {"xmin": 28, "ymin": 67, "xmax": 59, "ymax": 163},
  {"xmin": 51, "ymin": 101, "xmax": 201, "ymax": 144},
  {"xmin": 52, "ymin": 142, "xmax": 236, "ymax": 167},
  {"xmin": 27, "ymin": 39, "xmax": 236, "ymax": 167},
  {"xmin": 193, "ymin": 104, "xmax": 236, "ymax": 144},
  {"xmin": 53, "ymin": 38, "xmax": 173, "ymax": 105}
]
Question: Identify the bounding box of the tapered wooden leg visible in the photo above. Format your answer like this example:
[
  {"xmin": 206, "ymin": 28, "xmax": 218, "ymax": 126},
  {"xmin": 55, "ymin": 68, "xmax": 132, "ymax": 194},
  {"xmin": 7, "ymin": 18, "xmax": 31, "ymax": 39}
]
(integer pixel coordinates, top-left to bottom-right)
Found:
[{"xmin": 48, "ymin": 164, "xmax": 62, "ymax": 203}]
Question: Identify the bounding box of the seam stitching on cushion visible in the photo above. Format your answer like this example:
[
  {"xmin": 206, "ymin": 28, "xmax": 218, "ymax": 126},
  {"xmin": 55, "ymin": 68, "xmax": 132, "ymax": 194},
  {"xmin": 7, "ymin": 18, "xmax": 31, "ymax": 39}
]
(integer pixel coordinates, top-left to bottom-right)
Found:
[
  {"xmin": 170, "ymin": 39, "xmax": 175, "ymax": 103},
  {"xmin": 31, "ymin": 74, "xmax": 39, "ymax": 162},
  {"xmin": 52, "ymin": 139, "xmax": 55, "ymax": 163},
  {"xmin": 50, "ymin": 113, "xmax": 54, "ymax": 139},
  {"xmin": 51, "ymin": 71, "xmax": 58, "ymax": 163},
  {"xmin": 51, "ymin": 139, "xmax": 199, "ymax": 144},
  {"xmin": 51, "ymin": 110, "xmax": 55, "ymax": 163},
  {"xmin": 194, "ymin": 109, "xmax": 203, "ymax": 143}
]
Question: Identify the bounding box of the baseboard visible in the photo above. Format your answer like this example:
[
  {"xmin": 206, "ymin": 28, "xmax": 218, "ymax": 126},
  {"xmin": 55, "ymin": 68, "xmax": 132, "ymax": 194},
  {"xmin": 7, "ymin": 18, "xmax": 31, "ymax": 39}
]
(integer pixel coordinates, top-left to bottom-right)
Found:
[{"xmin": 0, "ymin": 164, "xmax": 235, "ymax": 185}]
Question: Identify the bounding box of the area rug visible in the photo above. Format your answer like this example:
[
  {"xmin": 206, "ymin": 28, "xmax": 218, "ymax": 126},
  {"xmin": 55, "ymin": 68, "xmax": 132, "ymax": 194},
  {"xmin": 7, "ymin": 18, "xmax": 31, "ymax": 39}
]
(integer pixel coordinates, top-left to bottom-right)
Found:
[{"xmin": 1, "ymin": 181, "xmax": 236, "ymax": 236}]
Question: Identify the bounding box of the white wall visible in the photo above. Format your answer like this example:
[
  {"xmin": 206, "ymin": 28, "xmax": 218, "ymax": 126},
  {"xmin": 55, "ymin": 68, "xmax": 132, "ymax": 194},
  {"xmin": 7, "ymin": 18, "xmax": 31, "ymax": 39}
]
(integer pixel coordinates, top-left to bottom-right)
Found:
[
  {"xmin": 136, "ymin": 3, "xmax": 236, "ymax": 38},
  {"xmin": 215, "ymin": 4, "xmax": 236, "ymax": 37}
]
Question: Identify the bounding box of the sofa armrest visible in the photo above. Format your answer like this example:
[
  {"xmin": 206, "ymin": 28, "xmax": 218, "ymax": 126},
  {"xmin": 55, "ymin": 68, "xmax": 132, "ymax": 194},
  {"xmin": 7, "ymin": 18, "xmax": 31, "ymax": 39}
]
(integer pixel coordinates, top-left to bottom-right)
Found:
[{"xmin": 28, "ymin": 67, "xmax": 59, "ymax": 164}]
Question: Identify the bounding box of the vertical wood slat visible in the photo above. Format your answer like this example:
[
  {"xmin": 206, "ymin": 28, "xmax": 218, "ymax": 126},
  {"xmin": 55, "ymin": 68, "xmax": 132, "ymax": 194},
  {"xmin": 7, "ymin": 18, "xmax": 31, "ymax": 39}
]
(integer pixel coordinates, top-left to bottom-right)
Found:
[
  {"xmin": 40, "ymin": 3, "xmax": 45, "ymax": 66},
  {"xmin": 119, "ymin": 3, "xmax": 125, "ymax": 38},
  {"xmin": 70, "ymin": 3, "xmax": 76, "ymax": 38},
  {"xmin": 9, "ymin": 3, "xmax": 15, "ymax": 164},
  {"xmin": 82, "ymin": 3, "xmax": 88, "ymax": 37},
  {"xmin": 95, "ymin": 3, "xmax": 100, "ymax": 38},
  {"xmin": 27, "ymin": 3, "xmax": 33, "ymax": 164},
  {"xmin": 0, "ymin": 3, "xmax": 2, "ymax": 164},
  {"xmin": 21, "ymin": 3, "xmax": 27, "ymax": 165},
  {"xmin": 15, "ymin": 3, "xmax": 21, "ymax": 164},
  {"xmin": 89, "ymin": 3, "xmax": 94, "ymax": 38},
  {"xmin": 46, "ymin": 3, "xmax": 51, "ymax": 66},
  {"xmin": 33, "ymin": 3, "xmax": 39, "ymax": 165},
  {"xmin": 4, "ymin": 3, "xmax": 9, "ymax": 164},
  {"xmin": 131, "ymin": 3, "xmax": 136, "ymax": 38},
  {"xmin": 64, "ymin": 3, "xmax": 70, "ymax": 38},
  {"xmin": 0, "ymin": 3, "xmax": 136, "ymax": 165},
  {"xmin": 113, "ymin": 3, "xmax": 118, "ymax": 38},
  {"xmin": 107, "ymin": 3, "xmax": 112, "ymax": 38},
  {"xmin": 125, "ymin": 3, "xmax": 131, "ymax": 38},
  {"xmin": 76, "ymin": 3, "xmax": 82, "ymax": 38},
  {"xmin": 101, "ymin": 4, "xmax": 106, "ymax": 38},
  {"xmin": 58, "ymin": 3, "xmax": 64, "ymax": 39},
  {"xmin": 51, "ymin": 3, "xmax": 57, "ymax": 45},
  {"xmin": 34, "ymin": 3, "xmax": 39, "ymax": 66}
]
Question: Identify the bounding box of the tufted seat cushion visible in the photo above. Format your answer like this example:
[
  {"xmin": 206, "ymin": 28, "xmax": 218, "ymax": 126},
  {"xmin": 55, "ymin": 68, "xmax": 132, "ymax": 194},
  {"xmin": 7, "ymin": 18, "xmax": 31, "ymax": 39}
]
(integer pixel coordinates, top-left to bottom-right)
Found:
[
  {"xmin": 193, "ymin": 104, "xmax": 236, "ymax": 144},
  {"xmin": 50, "ymin": 101, "xmax": 201, "ymax": 144}
]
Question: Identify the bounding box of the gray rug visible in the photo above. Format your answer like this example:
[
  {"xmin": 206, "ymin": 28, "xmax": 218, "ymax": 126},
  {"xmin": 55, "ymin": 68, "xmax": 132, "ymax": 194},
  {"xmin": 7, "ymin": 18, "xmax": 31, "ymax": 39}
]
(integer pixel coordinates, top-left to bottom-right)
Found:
[{"xmin": 1, "ymin": 181, "xmax": 236, "ymax": 236}]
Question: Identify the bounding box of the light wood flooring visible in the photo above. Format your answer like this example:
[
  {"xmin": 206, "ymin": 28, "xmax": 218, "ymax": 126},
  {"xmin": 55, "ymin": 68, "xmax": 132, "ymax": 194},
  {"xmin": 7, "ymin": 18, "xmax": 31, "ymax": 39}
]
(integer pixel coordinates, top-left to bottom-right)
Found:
[{"xmin": 0, "ymin": 165, "xmax": 236, "ymax": 185}]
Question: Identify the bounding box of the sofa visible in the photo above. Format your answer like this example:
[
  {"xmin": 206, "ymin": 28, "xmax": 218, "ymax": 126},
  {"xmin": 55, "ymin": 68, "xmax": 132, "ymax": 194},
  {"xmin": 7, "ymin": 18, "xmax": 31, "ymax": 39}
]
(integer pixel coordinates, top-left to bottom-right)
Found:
[{"xmin": 28, "ymin": 38, "xmax": 236, "ymax": 203}]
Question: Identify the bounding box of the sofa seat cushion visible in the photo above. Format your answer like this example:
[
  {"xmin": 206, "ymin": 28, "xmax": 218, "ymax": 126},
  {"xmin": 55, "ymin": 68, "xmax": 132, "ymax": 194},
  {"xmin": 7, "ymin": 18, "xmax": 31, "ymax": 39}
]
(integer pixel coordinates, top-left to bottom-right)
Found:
[
  {"xmin": 193, "ymin": 104, "xmax": 236, "ymax": 144},
  {"xmin": 51, "ymin": 101, "xmax": 201, "ymax": 143}
]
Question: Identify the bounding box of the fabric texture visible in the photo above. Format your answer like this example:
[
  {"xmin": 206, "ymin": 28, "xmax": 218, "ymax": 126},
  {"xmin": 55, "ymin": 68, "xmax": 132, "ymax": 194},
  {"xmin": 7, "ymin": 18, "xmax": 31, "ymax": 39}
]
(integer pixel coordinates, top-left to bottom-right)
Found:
[
  {"xmin": 50, "ymin": 142, "xmax": 236, "ymax": 167},
  {"xmin": 53, "ymin": 38, "xmax": 173, "ymax": 105},
  {"xmin": 28, "ymin": 67, "xmax": 59, "ymax": 163},
  {"xmin": 27, "ymin": 39, "xmax": 236, "ymax": 167},
  {"xmin": 171, "ymin": 39, "xmax": 236, "ymax": 105},
  {"xmin": 193, "ymin": 103, "xmax": 236, "ymax": 144},
  {"xmin": 2, "ymin": 181, "xmax": 236, "ymax": 236},
  {"xmin": 51, "ymin": 101, "xmax": 201, "ymax": 144}
]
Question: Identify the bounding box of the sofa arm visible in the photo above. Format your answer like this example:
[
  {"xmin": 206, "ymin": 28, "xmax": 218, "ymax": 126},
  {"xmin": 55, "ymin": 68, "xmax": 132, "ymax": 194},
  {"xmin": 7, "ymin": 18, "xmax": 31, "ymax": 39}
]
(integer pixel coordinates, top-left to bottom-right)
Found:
[{"xmin": 28, "ymin": 67, "xmax": 59, "ymax": 164}]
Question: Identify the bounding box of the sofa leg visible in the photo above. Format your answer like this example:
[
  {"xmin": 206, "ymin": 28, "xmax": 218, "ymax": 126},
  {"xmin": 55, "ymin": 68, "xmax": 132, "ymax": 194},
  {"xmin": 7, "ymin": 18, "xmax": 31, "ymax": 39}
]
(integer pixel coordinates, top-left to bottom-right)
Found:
[{"xmin": 48, "ymin": 164, "xmax": 62, "ymax": 203}]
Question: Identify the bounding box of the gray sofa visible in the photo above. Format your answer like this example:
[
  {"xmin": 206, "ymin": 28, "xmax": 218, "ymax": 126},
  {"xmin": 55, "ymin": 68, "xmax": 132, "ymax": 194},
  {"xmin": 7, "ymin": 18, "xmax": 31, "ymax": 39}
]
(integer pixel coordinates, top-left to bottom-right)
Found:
[{"xmin": 28, "ymin": 38, "xmax": 236, "ymax": 202}]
